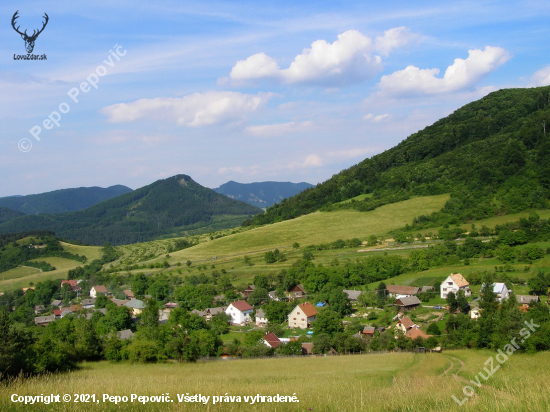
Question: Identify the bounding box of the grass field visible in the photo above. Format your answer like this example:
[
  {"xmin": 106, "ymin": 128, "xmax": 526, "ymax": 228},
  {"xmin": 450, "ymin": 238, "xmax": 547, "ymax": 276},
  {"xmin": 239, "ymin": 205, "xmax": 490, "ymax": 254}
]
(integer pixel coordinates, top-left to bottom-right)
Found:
[{"xmin": 2, "ymin": 350, "xmax": 549, "ymax": 411}]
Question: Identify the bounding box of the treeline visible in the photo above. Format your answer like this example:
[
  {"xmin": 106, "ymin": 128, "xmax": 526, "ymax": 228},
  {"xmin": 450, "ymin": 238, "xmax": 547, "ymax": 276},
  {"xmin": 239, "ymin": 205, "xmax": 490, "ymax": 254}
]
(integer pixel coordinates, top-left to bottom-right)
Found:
[
  {"xmin": 244, "ymin": 86, "xmax": 550, "ymax": 227},
  {"xmin": 0, "ymin": 233, "xmax": 86, "ymax": 273}
]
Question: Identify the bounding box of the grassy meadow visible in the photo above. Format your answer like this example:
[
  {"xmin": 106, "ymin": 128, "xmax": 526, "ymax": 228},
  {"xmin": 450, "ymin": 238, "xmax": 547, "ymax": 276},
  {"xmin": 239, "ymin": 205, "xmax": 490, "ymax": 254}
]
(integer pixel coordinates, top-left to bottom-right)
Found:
[{"xmin": 2, "ymin": 350, "xmax": 550, "ymax": 411}]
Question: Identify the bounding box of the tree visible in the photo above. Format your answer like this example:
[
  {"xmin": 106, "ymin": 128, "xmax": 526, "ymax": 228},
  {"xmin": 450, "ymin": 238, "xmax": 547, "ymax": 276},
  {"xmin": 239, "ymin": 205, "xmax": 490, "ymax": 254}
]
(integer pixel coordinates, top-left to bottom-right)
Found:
[
  {"xmin": 328, "ymin": 290, "xmax": 351, "ymax": 316},
  {"xmin": 277, "ymin": 340, "xmax": 302, "ymax": 355},
  {"xmin": 148, "ymin": 278, "xmax": 170, "ymax": 301},
  {"xmin": 456, "ymin": 289, "xmax": 470, "ymax": 314},
  {"xmin": 312, "ymin": 333, "xmax": 332, "ymax": 354},
  {"xmin": 0, "ymin": 308, "xmax": 34, "ymax": 378},
  {"xmin": 131, "ymin": 274, "xmax": 149, "ymax": 298},
  {"xmin": 312, "ymin": 310, "xmax": 344, "ymax": 337},
  {"xmin": 248, "ymin": 287, "xmax": 269, "ymax": 306},
  {"xmin": 243, "ymin": 329, "xmax": 265, "ymax": 346},
  {"xmin": 141, "ymin": 299, "xmax": 159, "ymax": 328},
  {"xmin": 446, "ymin": 291, "xmax": 458, "ymax": 313},
  {"xmin": 264, "ymin": 301, "xmax": 289, "ymax": 324},
  {"xmin": 426, "ymin": 322, "xmax": 441, "ymax": 336}
]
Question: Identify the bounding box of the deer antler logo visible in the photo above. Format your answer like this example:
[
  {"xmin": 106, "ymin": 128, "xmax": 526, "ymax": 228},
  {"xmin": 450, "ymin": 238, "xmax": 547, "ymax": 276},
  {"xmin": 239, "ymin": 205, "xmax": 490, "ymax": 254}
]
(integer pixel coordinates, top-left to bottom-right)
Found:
[{"xmin": 12, "ymin": 11, "xmax": 49, "ymax": 54}]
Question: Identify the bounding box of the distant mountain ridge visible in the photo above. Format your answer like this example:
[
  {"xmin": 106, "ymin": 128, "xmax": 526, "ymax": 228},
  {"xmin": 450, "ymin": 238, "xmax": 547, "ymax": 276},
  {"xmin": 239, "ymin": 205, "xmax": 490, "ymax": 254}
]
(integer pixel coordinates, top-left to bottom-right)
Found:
[
  {"xmin": 0, "ymin": 185, "xmax": 133, "ymax": 215},
  {"xmin": 0, "ymin": 175, "xmax": 262, "ymax": 245},
  {"xmin": 213, "ymin": 181, "xmax": 313, "ymax": 208}
]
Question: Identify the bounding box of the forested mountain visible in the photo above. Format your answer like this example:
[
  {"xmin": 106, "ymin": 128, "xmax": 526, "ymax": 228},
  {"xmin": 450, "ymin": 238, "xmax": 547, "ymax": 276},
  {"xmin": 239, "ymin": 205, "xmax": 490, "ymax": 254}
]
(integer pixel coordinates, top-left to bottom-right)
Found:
[
  {"xmin": 245, "ymin": 86, "xmax": 550, "ymax": 227},
  {"xmin": 0, "ymin": 185, "xmax": 133, "ymax": 215},
  {"xmin": 0, "ymin": 207, "xmax": 25, "ymax": 224},
  {"xmin": 0, "ymin": 175, "xmax": 262, "ymax": 245},
  {"xmin": 213, "ymin": 181, "xmax": 313, "ymax": 208}
]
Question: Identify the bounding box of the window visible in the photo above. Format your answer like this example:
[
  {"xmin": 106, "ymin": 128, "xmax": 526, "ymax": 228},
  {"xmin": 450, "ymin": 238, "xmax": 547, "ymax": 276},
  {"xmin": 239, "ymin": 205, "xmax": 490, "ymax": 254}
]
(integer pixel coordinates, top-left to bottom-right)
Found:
[
  {"xmin": 297, "ymin": 312, "xmax": 300, "ymax": 315},
  {"xmin": 293, "ymin": 318, "xmax": 296, "ymax": 320},
  {"xmin": 301, "ymin": 318, "xmax": 305, "ymax": 321}
]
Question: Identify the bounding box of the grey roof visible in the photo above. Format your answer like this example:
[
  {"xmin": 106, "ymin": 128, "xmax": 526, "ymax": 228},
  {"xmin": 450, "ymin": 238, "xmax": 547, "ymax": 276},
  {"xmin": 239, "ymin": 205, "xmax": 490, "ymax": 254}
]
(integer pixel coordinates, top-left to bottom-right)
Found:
[
  {"xmin": 191, "ymin": 309, "xmax": 205, "ymax": 317},
  {"xmin": 124, "ymin": 299, "xmax": 146, "ymax": 309},
  {"xmin": 343, "ymin": 290, "xmax": 363, "ymax": 300},
  {"xmin": 117, "ymin": 329, "xmax": 134, "ymax": 340},
  {"xmin": 421, "ymin": 286, "xmax": 435, "ymax": 293},
  {"xmin": 34, "ymin": 305, "xmax": 45, "ymax": 311},
  {"xmin": 516, "ymin": 295, "xmax": 540, "ymax": 304},
  {"xmin": 205, "ymin": 307, "xmax": 226, "ymax": 316},
  {"xmin": 256, "ymin": 308, "xmax": 266, "ymax": 318},
  {"xmin": 51, "ymin": 300, "xmax": 62, "ymax": 307},
  {"xmin": 396, "ymin": 296, "xmax": 421, "ymax": 307},
  {"xmin": 81, "ymin": 298, "xmax": 96, "ymax": 306},
  {"xmin": 268, "ymin": 291, "xmax": 278, "ymax": 299},
  {"xmin": 34, "ymin": 315, "xmax": 55, "ymax": 324},
  {"xmin": 363, "ymin": 326, "xmax": 376, "ymax": 333},
  {"xmin": 111, "ymin": 299, "xmax": 129, "ymax": 307}
]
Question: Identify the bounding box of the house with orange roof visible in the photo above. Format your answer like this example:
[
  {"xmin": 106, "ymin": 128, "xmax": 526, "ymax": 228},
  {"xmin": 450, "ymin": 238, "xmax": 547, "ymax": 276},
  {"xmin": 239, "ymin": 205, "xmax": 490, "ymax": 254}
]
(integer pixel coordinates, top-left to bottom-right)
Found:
[
  {"xmin": 405, "ymin": 325, "xmax": 432, "ymax": 340},
  {"xmin": 395, "ymin": 316, "xmax": 417, "ymax": 334},
  {"xmin": 225, "ymin": 300, "xmax": 254, "ymax": 325},
  {"xmin": 263, "ymin": 332, "xmax": 282, "ymax": 348},
  {"xmin": 288, "ymin": 302, "xmax": 317, "ymax": 329},
  {"xmin": 441, "ymin": 273, "xmax": 471, "ymax": 299}
]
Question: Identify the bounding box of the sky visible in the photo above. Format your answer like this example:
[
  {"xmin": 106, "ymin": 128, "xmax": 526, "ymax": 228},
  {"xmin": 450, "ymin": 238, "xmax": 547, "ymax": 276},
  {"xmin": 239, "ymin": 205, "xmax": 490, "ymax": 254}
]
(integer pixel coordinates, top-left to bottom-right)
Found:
[{"xmin": 2, "ymin": 0, "xmax": 550, "ymax": 197}]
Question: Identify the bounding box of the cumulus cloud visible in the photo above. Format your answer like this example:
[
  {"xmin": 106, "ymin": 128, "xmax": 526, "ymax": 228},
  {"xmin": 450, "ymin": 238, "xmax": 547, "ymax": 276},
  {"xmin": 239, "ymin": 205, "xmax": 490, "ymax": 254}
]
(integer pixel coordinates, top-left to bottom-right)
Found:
[
  {"xmin": 101, "ymin": 91, "xmax": 271, "ymax": 126},
  {"xmin": 228, "ymin": 28, "xmax": 417, "ymax": 87},
  {"xmin": 378, "ymin": 46, "xmax": 511, "ymax": 96},
  {"xmin": 245, "ymin": 121, "xmax": 315, "ymax": 137},
  {"xmin": 529, "ymin": 66, "xmax": 550, "ymax": 87}
]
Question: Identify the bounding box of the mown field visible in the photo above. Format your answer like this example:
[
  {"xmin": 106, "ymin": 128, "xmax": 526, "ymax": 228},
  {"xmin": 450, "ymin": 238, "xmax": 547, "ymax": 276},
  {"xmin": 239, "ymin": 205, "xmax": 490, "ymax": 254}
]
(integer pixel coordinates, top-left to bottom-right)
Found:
[{"xmin": 2, "ymin": 350, "xmax": 549, "ymax": 411}]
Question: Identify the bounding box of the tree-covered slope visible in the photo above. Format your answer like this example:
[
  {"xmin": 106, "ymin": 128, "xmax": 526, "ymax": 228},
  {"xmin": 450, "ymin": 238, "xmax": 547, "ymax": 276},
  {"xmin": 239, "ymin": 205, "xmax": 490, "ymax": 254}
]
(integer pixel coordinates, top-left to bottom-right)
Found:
[
  {"xmin": 246, "ymin": 86, "xmax": 550, "ymax": 227},
  {"xmin": 0, "ymin": 185, "xmax": 133, "ymax": 215},
  {"xmin": 0, "ymin": 175, "xmax": 262, "ymax": 245},
  {"xmin": 0, "ymin": 207, "xmax": 25, "ymax": 224},
  {"xmin": 213, "ymin": 181, "xmax": 313, "ymax": 208}
]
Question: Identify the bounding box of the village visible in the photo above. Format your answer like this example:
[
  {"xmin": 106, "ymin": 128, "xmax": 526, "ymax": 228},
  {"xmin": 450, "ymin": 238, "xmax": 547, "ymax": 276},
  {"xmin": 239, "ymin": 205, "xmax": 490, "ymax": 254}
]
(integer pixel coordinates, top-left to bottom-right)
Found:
[{"xmin": 29, "ymin": 272, "xmax": 543, "ymax": 357}]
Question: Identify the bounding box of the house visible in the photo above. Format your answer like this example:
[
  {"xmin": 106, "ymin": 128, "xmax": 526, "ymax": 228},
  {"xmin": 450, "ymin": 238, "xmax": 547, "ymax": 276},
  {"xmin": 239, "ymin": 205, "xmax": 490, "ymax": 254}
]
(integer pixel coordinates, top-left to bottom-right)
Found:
[
  {"xmin": 255, "ymin": 308, "xmax": 267, "ymax": 326},
  {"xmin": 395, "ymin": 296, "xmax": 421, "ymax": 312},
  {"xmin": 51, "ymin": 299, "xmax": 62, "ymax": 308},
  {"xmin": 117, "ymin": 329, "xmax": 134, "ymax": 340},
  {"xmin": 263, "ymin": 332, "xmax": 282, "ymax": 348},
  {"xmin": 421, "ymin": 286, "xmax": 435, "ymax": 293},
  {"xmin": 386, "ymin": 285, "xmax": 420, "ymax": 298},
  {"xmin": 288, "ymin": 302, "xmax": 318, "ymax": 329},
  {"xmin": 343, "ymin": 290, "xmax": 363, "ymax": 301},
  {"xmin": 441, "ymin": 273, "xmax": 472, "ymax": 299},
  {"xmin": 61, "ymin": 280, "xmax": 82, "ymax": 292},
  {"xmin": 111, "ymin": 299, "xmax": 129, "ymax": 307},
  {"xmin": 70, "ymin": 304, "xmax": 83, "ymax": 312},
  {"xmin": 492, "ymin": 283, "xmax": 510, "ymax": 302},
  {"xmin": 395, "ymin": 317, "xmax": 417, "ymax": 334},
  {"xmin": 124, "ymin": 299, "xmax": 146, "ymax": 316},
  {"xmin": 406, "ymin": 325, "xmax": 432, "ymax": 340},
  {"xmin": 90, "ymin": 285, "xmax": 108, "ymax": 298},
  {"xmin": 362, "ymin": 326, "xmax": 376, "ymax": 337},
  {"xmin": 242, "ymin": 285, "xmax": 255, "ymax": 298},
  {"xmin": 34, "ymin": 305, "xmax": 45, "ymax": 315},
  {"xmin": 158, "ymin": 309, "xmax": 170, "ymax": 324},
  {"xmin": 164, "ymin": 302, "xmax": 179, "ymax": 309},
  {"xmin": 225, "ymin": 300, "xmax": 254, "ymax": 325},
  {"xmin": 301, "ymin": 342, "xmax": 314, "ymax": 355},
  {"xmin": 53, "ymin": 309, "xmax": 62, "ymax": 317},
  {"xmin": 22, "ymin": 287, "xmax": 35, "ymax": 295},
  {"xmin": 516, "ymin": 295, "xmax": 540, "ymax": 305},
  {"xmin": 123, "ymin": 290, "xmax": 135, "ymax": 300},
  {"xmin": 59, "ymin": 308, "xmax": 73, "ymax": 318},
  {"xmin": 469, "ymin": 308, "xmax": 481, "ymax": 319},
  {"xmin": 34, "ymin": 315, "xmax": 55, "ymax": 326},
  {"xmin": 81, "ymin": 298, "xmax": 96, "ymax": 309},
  {"xmin": 287, "ymin": 284, "xmax": 306, "ymax": 300},
  {"xmin": 203, "ymin": 307, "xmax": 227, "ymax": 321},
  {"xmin": 191, "ymin": 309, "xmax": 205, "ymax": 317},
  {"xmin": 268, "ymin": 291, "xmax": 280, "ymax": 301}
]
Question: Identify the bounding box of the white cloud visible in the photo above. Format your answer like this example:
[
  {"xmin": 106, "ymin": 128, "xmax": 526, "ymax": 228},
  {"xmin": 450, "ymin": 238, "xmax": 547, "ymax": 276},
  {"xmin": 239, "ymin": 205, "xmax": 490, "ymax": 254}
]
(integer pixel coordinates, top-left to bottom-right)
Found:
[
  {"xmin": 378, "ymin": 46, "xmax": 511, "ymax": 96},
  {"xmin": 245, "ymin": 121, "xmax": 315, "ymax": 137},
  {"xmin": 101, "ymin": 91, "xmax": 271, "ymax": 126},
  {"xmin": 363, "ymin": 113, "xmax": 391, "ymax": 122},
  {"xmin": 228, "ymin": 28, "xmax": 417, "ymax": 87},
  {"xmin": 529, "ymin": 66, "xmax": 550, "ymax": 87}
]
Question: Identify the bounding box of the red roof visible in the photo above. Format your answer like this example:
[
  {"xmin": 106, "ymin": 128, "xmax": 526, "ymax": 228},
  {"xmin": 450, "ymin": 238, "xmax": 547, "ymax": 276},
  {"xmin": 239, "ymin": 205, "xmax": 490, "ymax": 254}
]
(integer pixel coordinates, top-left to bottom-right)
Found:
[
  {"xmin": 298, "ymin": 302, "xmax": 318, "ymax": 318},
  {"xmin": 406, "ymin": 326, "xmax": 432, "ymax": 340},
  {"xmin": 230, "ymin": 300, "xmax": 253, "ymax": 312},
  {"xmin": 264, "ymin": 332, "xmax": 282, "ymax": 348},
  {"xmin": 398, "ymin": 317, "xmax": 416, "ymax": 329},
  {"xmin": 61, "ymin": 280, "xmax": 77, "ymax": 287},
  {"xmin": 92, "ymin": 285, "xmax": 108, "ymax": 293}
]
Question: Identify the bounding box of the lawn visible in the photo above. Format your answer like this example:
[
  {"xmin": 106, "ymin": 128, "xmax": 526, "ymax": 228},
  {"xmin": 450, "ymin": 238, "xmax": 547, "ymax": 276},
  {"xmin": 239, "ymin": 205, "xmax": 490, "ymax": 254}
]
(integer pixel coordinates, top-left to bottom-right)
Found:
[{"xmin": 2, "ymin": 350, "xmax": 550, "ymax": 411}]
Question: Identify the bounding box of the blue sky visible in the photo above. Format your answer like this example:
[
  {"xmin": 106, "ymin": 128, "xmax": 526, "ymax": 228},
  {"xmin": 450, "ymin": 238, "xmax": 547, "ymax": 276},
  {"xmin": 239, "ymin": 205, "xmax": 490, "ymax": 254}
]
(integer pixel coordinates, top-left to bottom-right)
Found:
[{"xmin": 2, "ymin": 0, "xmax": 550, "ymax": 196}]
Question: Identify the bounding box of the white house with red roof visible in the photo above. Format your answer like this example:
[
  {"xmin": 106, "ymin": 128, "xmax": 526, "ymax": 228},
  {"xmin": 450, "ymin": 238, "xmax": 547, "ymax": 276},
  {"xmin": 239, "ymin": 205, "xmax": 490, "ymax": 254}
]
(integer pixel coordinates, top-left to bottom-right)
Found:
[
  {"xmin": 225, "ymin": 300, "xmax": 254, "ymax": 325},
  {"xmin": 288, "ymin": 302, "xmax": 318, "ymax": 329},
  {"xmin": 441, "ymin": 273, "xmax": 471, "ymax": 299},
  {"xmin": 263, "ymin": 332, "xmax": 282, "ymax": 348},
  {"xmin": 90, "ymin": 285, "xmax": 108, "ymax": 298}
]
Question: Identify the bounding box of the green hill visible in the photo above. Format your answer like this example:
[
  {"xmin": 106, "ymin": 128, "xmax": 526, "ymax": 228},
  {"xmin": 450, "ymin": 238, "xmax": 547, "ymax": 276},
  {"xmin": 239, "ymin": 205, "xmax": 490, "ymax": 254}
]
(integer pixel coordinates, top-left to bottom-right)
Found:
[
  {"xmin": 0, "ymin": 185, "xmax": 133, "ymax": 215},
  {"xmin": 0, "ymin": 207, "xmax": 25, "ymax": 224},
  {"xmin": 0, "ymin": 175, "xmax": 262, "ymax": 246},
  {"xmin": 213, "ymin": 181, "xmax": 313, "ymax": 208},
  {"xmin": 247, "ymin": 86, "xmax": 550, "ymax": 228}
]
